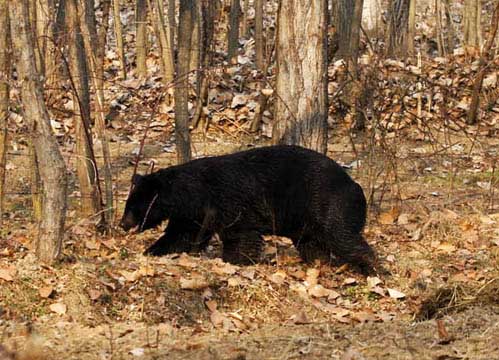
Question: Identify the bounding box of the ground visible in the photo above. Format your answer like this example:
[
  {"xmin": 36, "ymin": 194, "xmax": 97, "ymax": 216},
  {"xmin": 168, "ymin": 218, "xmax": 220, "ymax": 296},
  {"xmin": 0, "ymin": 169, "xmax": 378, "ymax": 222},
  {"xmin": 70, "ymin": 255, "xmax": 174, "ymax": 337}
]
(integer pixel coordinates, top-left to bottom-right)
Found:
[{"xmin": 1, "ymin": 120, "xmax": 498, "ymax": 360}]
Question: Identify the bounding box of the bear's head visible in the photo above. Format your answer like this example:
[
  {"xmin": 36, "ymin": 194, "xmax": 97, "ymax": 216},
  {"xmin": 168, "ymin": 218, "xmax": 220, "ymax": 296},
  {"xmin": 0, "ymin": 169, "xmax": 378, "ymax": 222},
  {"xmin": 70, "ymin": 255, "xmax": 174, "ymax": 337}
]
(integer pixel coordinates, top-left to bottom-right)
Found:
[{"xmin": 120, "ymin": 173, "xmax": 169, "ymax": 232}]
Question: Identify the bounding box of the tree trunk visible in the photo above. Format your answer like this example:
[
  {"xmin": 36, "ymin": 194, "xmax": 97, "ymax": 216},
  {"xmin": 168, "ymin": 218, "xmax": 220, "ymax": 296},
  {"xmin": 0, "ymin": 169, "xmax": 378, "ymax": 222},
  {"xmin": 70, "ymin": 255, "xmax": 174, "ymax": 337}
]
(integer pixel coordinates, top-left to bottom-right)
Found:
[
  {"xmin": 34, "ymin": 0, "xmax": 54, "ymax": 77},
  {"xmin": 273, "ymin": 0, "xmax": 328, "ymax": 154},
  {"xmin": 386, "ymin": 0, "xmax": 411, "ymax": 57},
  {"xmin": 10, "ymin": 0, "xmax": 67, "ymax": 263},
  {"xmin": 466, "ymin": 2, "xmax": 499, "ymax": 125},
  {"xmin": 463, "ymin": 0, "xmax": 482, "ymax": 48},
  {"xmin": 80, "ymin": 0, "xmax": 114, "ymax": 228},
  {"xmin": 227, "ymin": 0, "xmax": 241, "ymax": 63},
  {"xmin": 112, "ymin": 0, "xmax": 126, "ymax": 79},
  {"xmin": 362, "ymin": 0, "xmax": 381, "ymax": 35},
  {"xmin": 135, "ymin": 0, "xmax": 148, "ymax": 78},
  {"xmin": 174, "ymin": 0, "xmax": 194, "ymax": 164},
  {"xmin": 0, "ymin": 0, "xmax": 9, "ymax": 228},
  {"xmin": 189, "ymin": 0, "xmax": 200, "ymax": 75},
  {"xmin": 255, "ymin": 0, "xmax": 264, "ymax": 69},
  {"xmin": 242, "ymin": 0, "xmax": 249, "ymax": 38},
  {"xmin": 408, "ymin": 0, "xmax": 416, "ymax": 55},
  {"xmin": 66, "ymin": 0, "xmax": 102, "ymax": 219},
  {"xmin": 335, "ymin": 0, "xmax": 355, "ymax": 59},
  {"xmin": 168, "ymin": 0, "xmax": 176, "ymax": 61},
  {"xmin": 443, "ymin": 0, "xmax": 456, "ymax": 52},
  {"xmin": 149, "ymin": 0, "xmax": 175, "ymax": 83}
]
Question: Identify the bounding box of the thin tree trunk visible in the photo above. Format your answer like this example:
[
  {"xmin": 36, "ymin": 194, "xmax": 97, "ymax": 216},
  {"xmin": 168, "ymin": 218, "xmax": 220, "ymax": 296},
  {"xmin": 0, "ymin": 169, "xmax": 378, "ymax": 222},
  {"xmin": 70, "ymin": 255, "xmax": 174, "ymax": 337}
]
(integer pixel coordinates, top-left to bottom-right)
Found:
[
  {"xmin": 273, "ymin": 0, "xmax": 328, "ymax": 154},
  {"xmin": 67, "ymin": 0, "xmax": 102, "ymax": 218},
  {"xmin": 80, "ymin": 0, "xmax": 114, "ymax": 228},
  {"xmin": 467, "ymin": 2, "xmax": 499, "ymax": 125},
  {"xmin": 189, "ymin": 0, "xmax": 200, "ymax": 74},
  {"xmin": 463, "ymin": 0, "xmax": 482, "ymax": 48},
  {"xmin": 135, "ymin": 0, "xmax": 148, "ymax": 78},
  {"xmin": 149, "ymin": 0, "xmax": 174, "ymax": 83},
  {"xmin": 168, "ymin": 0, "xmax": 176, "ymax": 61},
  {"xmin": 255, "ymin": 0, "xmax": 264, "ymax": 69},
  {"xmin": 408, "ymin": 0, "xmax": 416, "ymax": 55},
  {"xmin": 443, "ymin": 0, "xmax": 455, "ymax": 52},
  {"xmin": 112, "ymin": 0, "xmax": 126, "ymax": 79},
  {"xmin": 10, "ymin": 0, "xmax": 68, "ymax": 263},
  {"xmin": 242, "ymin": 0, "xmax": 249, "ymax": 38},
  {"xmin": 35, "ymin": 0, "xmax": 54, "ymax": 77},
  {"xmin": 0, "ymin": 0, "xmax": 9, "ymax": 228},
  {"xmin": 435, "ymin": 0, "xmax": 444, "ymax": 55},
  {"xmin": 386, "ymin": 0, "xmax": 411, "ymax": 57},
  {"xmin": 227, "ymin": 0, "xmax": 241, "ymax": 63},
  {"xmin": 175, "ymin": 0, "xmax": 194, "ymax": 164}
]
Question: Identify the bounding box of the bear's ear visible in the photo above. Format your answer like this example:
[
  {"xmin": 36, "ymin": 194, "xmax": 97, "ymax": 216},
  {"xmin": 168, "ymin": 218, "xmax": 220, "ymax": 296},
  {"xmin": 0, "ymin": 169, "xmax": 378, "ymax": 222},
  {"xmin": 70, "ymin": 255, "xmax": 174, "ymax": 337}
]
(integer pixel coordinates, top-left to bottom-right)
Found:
[{"xmin": 132, "ymin": 174, "xmax": 144, "ymax": 185}]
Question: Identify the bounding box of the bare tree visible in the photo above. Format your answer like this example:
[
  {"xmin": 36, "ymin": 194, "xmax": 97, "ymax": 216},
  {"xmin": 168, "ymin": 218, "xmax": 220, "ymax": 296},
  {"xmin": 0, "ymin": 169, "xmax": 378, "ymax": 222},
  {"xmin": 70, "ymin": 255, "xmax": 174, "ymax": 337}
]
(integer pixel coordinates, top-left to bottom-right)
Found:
[
  {"xmin": 463, "ymin": 0, "xmax": 482, "ymax": 47},
  {"xmin": 80, "ymin": 0, "xmax": 114, "ymax": 228},
  {"xmin": 386, "ymin": 0, "xmax": 411, "ymax": 57},
  {"xmin": 255, "ymin": 0, "xmax": 264, "ymax": 69},
  {"xmin": 112, "ymin": 0, "xmax": 126, "ymax": 79},
  {"xmin": 66, "ymin": 0, "xmax": 103, "ymax": 219},
  {"xmin": 149, "ymin": 0, "xmax": 175, "ymax": 83},
  {"xmin": 227, "ymin": 0, "xmax": 241, "ymax": 63},
  {"xmin": 10, "ymin": 0, "xmax": 67, "ymax": 263},
  {"xmin": 175, "ymin": 0, "xmax": 194, "ymax": 163},
  {"xmin": 467, "ymin": 2, "xmax": 498, "ymax": 125},
  {"xmin": 0, "ymin": 0, "xmax": 9, "ymax": 227},
  {"xmin": 135, "ymin": 0, "xmax": 148, "ymax": 78},
  {"xmin": 273, "ymin": 0, "xmax": 328, "ymax": 154}
]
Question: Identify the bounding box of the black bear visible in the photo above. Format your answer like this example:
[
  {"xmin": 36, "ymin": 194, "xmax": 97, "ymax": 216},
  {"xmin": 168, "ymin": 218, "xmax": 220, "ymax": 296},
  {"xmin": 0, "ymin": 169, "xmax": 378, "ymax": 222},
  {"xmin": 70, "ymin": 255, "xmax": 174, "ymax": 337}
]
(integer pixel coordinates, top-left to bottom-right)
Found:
[{"xmin": 120, "ymin": 145, "xmax": 375, "ymax": 270}]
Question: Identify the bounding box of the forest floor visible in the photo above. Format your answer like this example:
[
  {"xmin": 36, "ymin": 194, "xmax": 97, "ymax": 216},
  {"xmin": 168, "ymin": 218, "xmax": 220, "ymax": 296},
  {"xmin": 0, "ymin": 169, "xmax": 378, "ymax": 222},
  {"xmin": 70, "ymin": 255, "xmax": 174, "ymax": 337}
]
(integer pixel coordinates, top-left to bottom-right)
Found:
[{"xmin": 1, "ymin": 122, "xmax": 498, "ymax": 359}]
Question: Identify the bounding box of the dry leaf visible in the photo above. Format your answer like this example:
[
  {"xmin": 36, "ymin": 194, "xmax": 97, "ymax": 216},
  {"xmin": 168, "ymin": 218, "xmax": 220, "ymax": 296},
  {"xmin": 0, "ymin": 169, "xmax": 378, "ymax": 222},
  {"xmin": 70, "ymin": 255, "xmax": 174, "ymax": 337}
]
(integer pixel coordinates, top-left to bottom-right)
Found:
[
  {"xmin": 49, "ymin": 302, "xmax": 67, "ymax": 315},
  {"xmin": 379, "ymin": 207, "xmax": 400, "ymax": 225},
  {"xmin": 436, "ymin": 242, "xmax": 456, "ymax": 253},
  {"xmin": 387, "ymin": 288, "xmax": 406, "ymax": 299},
  {"xmin": 177, "ymin": 254, "xmax": 198, "ymax": 268},
  {"xmin": 352, "ymin": 310, "xmax": 377, "ymax": 323},
  {"xmin": 85, "ymin": 240, "xmax": 100, "ymax": 250},
  {"xmin": 0, "ymin": 266, "xmax": 16, "ymax": 282},
  {"xmin": 308, "ymin": 284, "xmax": 332, "ymax": 298},
  {"xmin": 180, "ymin": 276, "xmax": 209, "ymax": 290},
  {"xmin": 227, "ymin": 277, "xmax": 243, "ymax": 287},
  {"xmin": 291, "ymin": 310, "xmax": 310, "ymax": 325},
  {"xmin": 88, "ymin": 289, "xmax": 102, "ymax": 301},
  {"xmin": 39, "ymin": 286, "xmax": 54, "ymax": 298},
  {"xmin": 367, "ymin": 276, "xmax": 382, "ymax": 288},
  {"xmin": 240, "ymin": 269, "xmax": 255, "ymax": 280},
  {"xmin": 305, "ymin": 268, "xmax": 320, "ymax": 286},
  {"xmin": 210, "ymin": 310, "xmax": 225, "ymax": 328},
  {"xmin": 120, "ymin": 270, "xmax": 139, "ymax": 282},
  {"xmin": 212, "ymin": 262, "xmax": 238, "ymax": 275},
  {"xmin": 343, "ymin": 278, "xmax": 357, "ymax": 286},
  {"xmin": 269, "ymin": 270, "xmax": 287, "ymax": 285}
]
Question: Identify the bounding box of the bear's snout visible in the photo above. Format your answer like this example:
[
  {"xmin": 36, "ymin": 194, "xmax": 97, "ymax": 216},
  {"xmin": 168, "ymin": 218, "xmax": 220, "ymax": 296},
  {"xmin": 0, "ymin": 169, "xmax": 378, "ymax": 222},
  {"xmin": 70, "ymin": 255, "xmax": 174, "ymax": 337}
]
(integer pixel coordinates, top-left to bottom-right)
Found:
[{"xmin": 119, "ymin": 212, "xmax": 137, "ymax": 231}]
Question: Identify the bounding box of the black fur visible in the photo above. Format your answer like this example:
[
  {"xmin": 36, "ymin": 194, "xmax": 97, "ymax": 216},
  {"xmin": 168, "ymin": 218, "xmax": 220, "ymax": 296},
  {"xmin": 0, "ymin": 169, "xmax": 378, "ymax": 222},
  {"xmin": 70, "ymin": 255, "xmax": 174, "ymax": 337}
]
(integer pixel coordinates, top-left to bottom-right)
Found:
[{"xmin": 120, "ymin": 145, "xmax": 375, "ymax": 269}]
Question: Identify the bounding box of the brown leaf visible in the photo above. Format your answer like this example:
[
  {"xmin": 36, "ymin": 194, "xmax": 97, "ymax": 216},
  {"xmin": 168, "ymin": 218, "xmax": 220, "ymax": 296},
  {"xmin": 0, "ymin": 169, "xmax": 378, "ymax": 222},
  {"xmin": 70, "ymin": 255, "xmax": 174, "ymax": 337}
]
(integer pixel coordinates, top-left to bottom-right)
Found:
[
  {"xmin": 180, "ymin": 276, "xmax": 209, "ymax": 290},
  {"xmin": 352, "ymin": 310, "xmax": 377, "ymax": 323},
  {"xmin": 305, "ymin": 268, "xmax": 320, "ymax": 286},
  {"xmin": 387, "ymin": 288, "xmax": 406, "ymax": 299},
  {"xmin": 212, "ymin": 262, "xmax": 238, "ymax": 275},
  {"xmin": 39, "ymin": 286, "xmax": 54, "ymax": 299},
  {"xmin": 0, "ymin": 266, "xmax": 16, "ymax": 282},
  {"xmin": 308, "ymin": 284, "xmax": 332, "ymax": 298},
  {"xmin": 240, "ymin": 269, "xmax": 255, "ymax": 280},
  {"xmin": 177, "ymin": 254, "xmax": 198, "ymax": 268},
  {"xmin": 379, "ymin": 207, "xmax": 400, "ymax": 225},
  {"xmin": 342, "ymin": 278, "xmax": 357, "ymax": 286},
  {"xmin": 85, "ymin": 240, "xmax": 100, "ymax": 250},
  {"xmin": 88, "ymin": 289, "xmax": 102, "ymax": 301},
  {"xmin": 210, "ymin": 310, "xmax": 225, "ymax": 328},
  {"xmin": 49, "ymin": 302, "xmax": 67, "ymax": 315},
  {"xmin": 205, "ymin": 300, "xmax": 218, "ymax": 312},
  {"xmin": 291, "ymin": 310, "xmax": 310, "ymax": 325},
  {"xmin": 269, "ymin": 270, "xmax": 287, "ymax": 285}
]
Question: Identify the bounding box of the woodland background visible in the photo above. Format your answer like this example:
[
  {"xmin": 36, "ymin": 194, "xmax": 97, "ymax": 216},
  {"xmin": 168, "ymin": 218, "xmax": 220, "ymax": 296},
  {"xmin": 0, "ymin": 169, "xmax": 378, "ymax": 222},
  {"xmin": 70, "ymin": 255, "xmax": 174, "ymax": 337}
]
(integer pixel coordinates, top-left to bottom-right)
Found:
[{"xmin": 0, "ymin": 0, "xmax": 498, "ymax": 359}]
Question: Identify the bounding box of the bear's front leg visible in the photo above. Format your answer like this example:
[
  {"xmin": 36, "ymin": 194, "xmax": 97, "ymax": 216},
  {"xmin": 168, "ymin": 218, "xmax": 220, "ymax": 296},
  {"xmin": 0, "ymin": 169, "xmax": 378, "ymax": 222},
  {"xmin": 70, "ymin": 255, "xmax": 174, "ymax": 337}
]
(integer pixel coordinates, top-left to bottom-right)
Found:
[
  {"xmin": 144, "ymin": 218, "xmax": 210, "ymax": 256},
  {"xmin": 221, "ymin": 230, "xmax": 264, "ymax": 265}
]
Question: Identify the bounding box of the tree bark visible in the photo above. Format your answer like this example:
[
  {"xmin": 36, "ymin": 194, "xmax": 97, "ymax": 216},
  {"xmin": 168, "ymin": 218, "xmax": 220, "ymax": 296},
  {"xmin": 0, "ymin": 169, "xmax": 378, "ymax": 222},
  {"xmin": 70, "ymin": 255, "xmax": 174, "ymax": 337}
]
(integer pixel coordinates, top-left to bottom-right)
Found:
[
  {"xmin": 149, "ymin": 0, "xmax": 175, "ymax": 83},
  {"xmin": 112, "ymin": 0, "xmax": 126, "ymax": 79},
  {"xmin": 408, "ymin": 0, "xmax": 416, "ymax": 55},
  {"xmin": 0, "ymin": 0, "xmax": 9, "ymax": 228},
  {"xmin": 386, "ymin": 0, "xmax": 411, "ymax": 57},
  {"xmin": 463, "ymin": 0, "xmax": 482, "ymax": 48},
  {"xmin": 174, "ymin": 0, "xmax": 194, "ymax": 164},
  {"xmin": 10, "ymin": 0, "xmax": 67, "ymax": 263},
  {"xmin": 189, "ymin": 0, "xmax": 200, "ymax": 74},
  {"xmin": 466, "ymin": 2, "xmax": 499, "ymax": 125},
  {"xmin": 273, "ymin": 0, "xmax": 328, "ymax": 154},
  {"xmin": 227, "ymin": 0, "xmax": 241, "ymax": 63},
  {"xmin": 80, "ymin": 0, "xmax": 114, "ymax": 228},
  {"xmin": 255, "ymin": 0, "xmax": 264, "ymax": 69},
  {"xmin": 66, "ymin": 0, "xmax": 102, "ymax": 219},
  {"xmin": 135, "ymin": 0, "xmax": 148, "ymax": 78}
]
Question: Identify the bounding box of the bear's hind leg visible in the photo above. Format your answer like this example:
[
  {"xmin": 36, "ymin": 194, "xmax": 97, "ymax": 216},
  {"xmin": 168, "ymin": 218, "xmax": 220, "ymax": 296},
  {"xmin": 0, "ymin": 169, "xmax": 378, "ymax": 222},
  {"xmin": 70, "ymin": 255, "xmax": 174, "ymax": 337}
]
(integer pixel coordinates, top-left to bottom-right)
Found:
[{"xmin": 221, "ymin": 230, "xmax": 263, "ymax": 265}]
